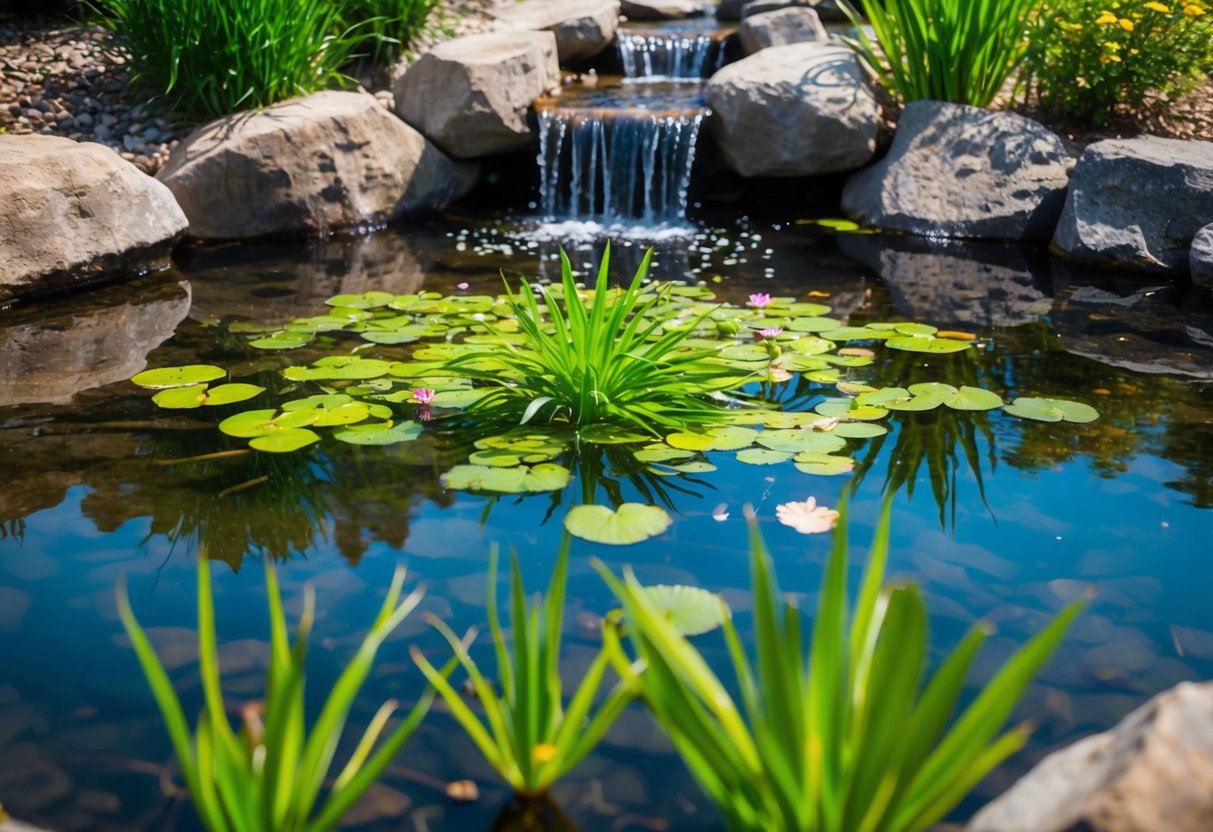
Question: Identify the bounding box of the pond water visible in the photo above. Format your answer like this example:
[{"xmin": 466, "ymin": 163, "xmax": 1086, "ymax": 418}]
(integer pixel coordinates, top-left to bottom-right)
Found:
[{"xmin": 1, "ymin": 209, "xmax": 1212, "ymax": 832}]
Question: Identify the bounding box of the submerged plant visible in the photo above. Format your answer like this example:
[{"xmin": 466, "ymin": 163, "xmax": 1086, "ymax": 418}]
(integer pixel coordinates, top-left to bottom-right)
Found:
[
  {"xmin": 411, "ymin": 537, "xmax": 640, "ymax": 797},
  {"xmin": 597, "ymin": 501, "xmax": 1082, "ymax": 832},
  {"xmin": 118, "ymin": 554, "xmax": 433, "ymax": 832},
  {"xmin": 446, "ymin": 246, "xmax": 742, "ymax": 434}
]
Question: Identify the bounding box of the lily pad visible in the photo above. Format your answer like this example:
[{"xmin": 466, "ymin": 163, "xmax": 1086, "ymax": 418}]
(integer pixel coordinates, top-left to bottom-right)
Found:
[
  {"xmin": 815, "ymin": 398, "xmax": 889, "ymax": 421},
  {"xmin": 248, "ymin": 428, "xmax": 320, "ymax": 453},
  {"xmin": 885, "ymin": 334, "xmax": 972, "ymax": 354},
  {"xmin": 636, "ymin": 585, "xmax": 728, "ymax": 636},
  {"xmin": 793, "ymin": 453, "xmax": 856, "ymax": 476},
  {"xmin": 563, "ymin": 503, "xmax": 672, "ymax": 545},
  {"xmin": 578, "ymin": 424, "xmax": 652, "ymax": 445},
  {"xmin": 441, "ymin": 463, "xmax": 571, "ymax": 493},
  {"xmin": 333, "ymin": 421, "xmax": 423, "ymax": 445},
  {"xmin": 756, "ymin": 429, "xmax": 848, "ymax": 454},
  {"xmin": 634, "ymin": 445, "xmax": 696, "ymax": 463},
  {"xmin": 830, "ymin": 421, "xmax": 889, "ymax": 439},
  {"xmin": 248, "ymin": 332, "xmax": 313, "ymax": 350},
  {"xmin": 132, "ymin": 364, "xmax": 226, "ymax": 389},
  {"xmin": 151, "ymin": 382, "xmax": 265, "ymax": 409},
  {"xmin": 1003, "ymin": 397, "xmax": 1100, "ymax": 423},
  {"xmin": 736, "ymin": 448, "xmax": 793, "ymax": 465}
]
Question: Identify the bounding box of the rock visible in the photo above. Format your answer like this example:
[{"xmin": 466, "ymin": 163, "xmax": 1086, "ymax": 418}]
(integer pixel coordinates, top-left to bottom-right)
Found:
[
  {"xmin": 841, "ymin": 101, "xmax": 1072, "ymax": 241},
  {"xmin": 1052, "ymin": 137, "xmax": 1213, "ymax": 273},
  {"xmin": 493, "ymin": 0, "xmax": 620, "ymax": 62},
  {"xmin": 620, "ymin": 0, "xmax": 707, "ymax": 18},
  {"xmin": 157, "ymin": 91, "xmax": 467, "ymax": 239},
  {"xmin": 739, "ymin": 6, "xmax": 827, "ymax": 54},
  {"xmin": 393, "ymin": 31, "xmax": 560, "ymax": 158},
  {"xmin": 718, "ymin": 0, "xmax": 846, "ymax": 21},
  {"xmin": 837, "ymin": 232, "xmax": 1053, "ymax": 328},
  {"xmin": 0, "ymin": 274, "xmax": 191, "ymax": 407},
  {"xmin": 0, "ymin": 135, "xmax": 187, "ymax": 305},
  {"xmin": 1191, "ymin": 223, "xmax": 1213, "ymax": 290},
  {"xmin": 706, "ymin": 43, "xmax": 877, "ymax": 177},
  {"xmin": 969, "ymin": 681, "xmax": 1213, "ymax": 832}
]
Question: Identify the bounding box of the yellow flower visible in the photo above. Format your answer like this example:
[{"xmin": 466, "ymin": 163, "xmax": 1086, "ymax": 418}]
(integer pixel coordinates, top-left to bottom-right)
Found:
[
  {"xmin": 1130, "ymin": 47, "xmax": 1141, "ymax": 53},
  {"xmin": 1100, "ymin": 52, "xmax": 1124, "ymax": 61},
  {"xmin": 1184, "ymin": 3, "xmax": 1205, "ymax": 13},
  {"xmin": 532, "ymin": 743, "xmax": 558, "ymax": 764},
  {"xmin": 1144, "ymin": 1, "xmax": 1170, "ymax": 11},
  {"xmin": 1119, "ymin": 16, "xmax": 1136, "ymax": 27},
  {"xmin": 1096, "ymin": 10, "xmax": 1119, "ymax": 21}
]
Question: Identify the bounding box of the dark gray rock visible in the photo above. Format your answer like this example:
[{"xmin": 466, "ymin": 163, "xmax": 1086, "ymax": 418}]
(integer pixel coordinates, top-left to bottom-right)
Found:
[
  {"xmin": 0, "ymin": 134, "xmax": 186, "ymax": 305},
  {"xmin": 706, "ymin": 43, "xmax": 877, "ymax": 177},
  {"xmin": 969, "ymin": 681, "xmax": 1213, "ymax": 832},
  {"xmin": 492, "ymin": 0, "xmax": 620, "ymax": 62},
  {"xmin": 620, "ymin": 0, "xmax": 706, "ymax": 19},
  {"xmin": 739, "ymin": 7, "xmax": 827, "ymax": 54},
  {"xmin": 1052, "ymin": 137, "xmax": 1213, "ymax": 273},
  {"xmin": 841, "ymin": 100, "xmax": 1073, "ymax": 241},
  {"xmin": 717, "ymin": 0, "xmax": 847, "ymax": 22},
  {"xmin": 1191, "ymin": 223, "xmax": 1213, "ymax": 290}
]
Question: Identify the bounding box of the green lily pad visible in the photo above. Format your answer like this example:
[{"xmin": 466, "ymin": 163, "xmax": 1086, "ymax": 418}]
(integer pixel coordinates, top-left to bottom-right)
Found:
[
  {"xmin": 818, "ymin": 326, "xmax": 891, "ymax": 341},
  {"xmin": 830, "ymin": 422, "xmax": 889, "ymax": 439},
  {"xmin": 1003, "ymin": 397, "xmax": 1100, "ymax": 423},
  {"xmin": 218, "ymin": 409, "xmax": 283, "ymax": 438},
  {"xmin": 333, "ymin": 421, "xmax": 423, "ymax": 445},
  {"xmin": 131, "ymin": 364, "xmax": 226, "ymax": 389},
  {"xmin": 430, "ymin": 388, "xmax": 494, "ymax": 408},
  {"xmin": 636, "ymin": 584, "xmax": 728, "ymax": 636},
  {"xmin": 282, "ymin": 357, "xmax": 393, "ymax": 382},
  {"xmin": 249, "ymin": 428, "xmax": 320, "ymax": 453},
  {"xmin": 666, "ymin": 432, "xmax": 717, "ymax": 452},
  {"xmin": 563, "ymin": 503, "xmax": 672, "ymax": 545},
  {"xmin": 634, "ymin": 445, "xmax": 697, "ymax": 463},
  {"xmin": 441, "ymin": 463, "xmax": 571, "ymax": 493},
  {"xmin": 815, "ymin": 398, "xmax": 889, "ymax": 421},
  {"xmin": 151, "ymin": 382, "xmax": 265, "ymax": 409},
  {"xmin": 578, "ymin": 424, "xmax": 652, "ymax": 445},
  {"xmin": 885, "ymin": 334, "xmax": 972, "ymax": 354},
  {"xmin": 248, "ymin": 331, "xmax": 314, "ymax": 350},
  {"xmin": 788, "ymin": 317, "xmax": 842, "ymax": 333},
  {"xmin": 793, "ymin": 453, "xmax": 856, "ymax": 476},
  {"xmin": 736, "ymin": 448, "xmax": 793, "ymax": 465},
  {"xmin": 756, "ymin": 430, "xmax": 848, "ymax": 454},
  {"xmin": 941, "ymin": 385, "xmax": 1004, "ymax": 411}
]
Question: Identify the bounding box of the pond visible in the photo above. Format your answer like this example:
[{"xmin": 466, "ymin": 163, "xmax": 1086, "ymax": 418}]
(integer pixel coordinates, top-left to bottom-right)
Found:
[{"xmin": 1, "ymin": 208, "xmax": 1212, "ymax": 831}]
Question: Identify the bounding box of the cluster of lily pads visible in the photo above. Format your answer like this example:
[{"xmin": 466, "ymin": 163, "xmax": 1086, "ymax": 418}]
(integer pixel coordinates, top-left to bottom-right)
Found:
[{"xmin": 131, "ymin": 271, "xmax": 1099, "ymax": 510}]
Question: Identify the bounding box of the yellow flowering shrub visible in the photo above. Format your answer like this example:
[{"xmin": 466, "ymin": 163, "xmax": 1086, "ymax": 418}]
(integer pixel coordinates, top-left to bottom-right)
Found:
[{"xmin": 1021, "ymin": 0, "xmax": 1213, "ymax": 123}]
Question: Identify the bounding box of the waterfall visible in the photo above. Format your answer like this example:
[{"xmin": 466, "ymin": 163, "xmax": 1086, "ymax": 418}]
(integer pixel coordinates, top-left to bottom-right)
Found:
[
  {"xmin": 537, "ymin": 107, "xmax": 706, "ymax": 225},
  {"xmin": 617, "ymin": 32, "xmax": 718, "ymax": 79}
]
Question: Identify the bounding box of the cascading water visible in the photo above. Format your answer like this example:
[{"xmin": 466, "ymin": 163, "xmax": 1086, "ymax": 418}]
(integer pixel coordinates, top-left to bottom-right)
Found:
[{"xmin": 617, "ymin": 31, "xmax": 719, "ymax": 79}]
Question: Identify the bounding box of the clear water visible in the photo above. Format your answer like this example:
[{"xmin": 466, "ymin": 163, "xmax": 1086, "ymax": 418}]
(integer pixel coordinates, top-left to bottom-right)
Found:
[{"xmin": 2, "ymin": 213, "xmax": 1212, "ymax": 831}]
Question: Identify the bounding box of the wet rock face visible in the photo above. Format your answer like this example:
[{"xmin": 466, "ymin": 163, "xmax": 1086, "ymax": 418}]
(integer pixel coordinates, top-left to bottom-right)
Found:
[
  {"xmin": 1052, "ymin": 137, "xmax": 1213, "ymax": 273},
  {"xmin": 841, "ymin": 100, "xmax": 1073, "ymax": 241},
  {"xmin": 0, "ymin": 274, "xmax": 191, "ymax": 407},
  {"xmin": 1192, "ymin": 223, "xmax": 1213, "ymax": 290},
  {"xmin": 393, "ymin": 31, "xmax": 561, "ymax": 159},
  {"xmin": 738, "ymin": 7, "xmax": 827, "ymax": 54},
  {"xmin": 706, "ymin": 43, "xmax": 878, "ymax": 177},
  {"xmin": 157, "ymin": 90, "xmax": 469, "ymax": 240},
  {"xmin": 491, "ymin": 0, "xmax": 620, "ymax": 63},
  {"xmin": 968, "ymin": 681, "xmax": 1213, "ymax": 832},
  {"xmin": 0, "ymin": 134, "xmax": 187, "ymax": 305}
]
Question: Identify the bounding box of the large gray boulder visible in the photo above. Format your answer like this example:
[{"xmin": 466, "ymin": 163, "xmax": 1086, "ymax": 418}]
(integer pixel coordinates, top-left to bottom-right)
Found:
[
  {"xmin": 493, "ymin": 0, "xmax": 619, "ymax": 62},
  {"xmin": 842, "ymin": 101, "xmax": 1072, "ymax": 241},
  {"xmin": 620, "ymin": 0, "xmax": 706, "ymax": 19},
  {"xmin": 739, "ymin": 6, "xmax": 827, "ymax": 54},
  {"xmin": 394, "ymin": 31, "xmax": 560, "ymax": 158},
  {"xmin": 0, "ymin": 135, "xmax": 186, "ymax": 305},
  {"xmin": 718, "ymin": 0, "xmax": 846, "ymax": 22},
  {"xmin": 158, "ymin": 91, "xmax": 467, "ymax": 240},
  {"xmin": 969, "ymin": 681, "xmax": 1213, "ymax": 832},
  {"xmin": 706, "ymin": 43, "xmax": 877, "ymax": 177},
  {"xmin": 1053, "ymin": 137, "xmax": 1213, "ymax": 272},
  {"xmin": 1193, "ymin": 223, "xmax": 1213, "ymax": 290}
]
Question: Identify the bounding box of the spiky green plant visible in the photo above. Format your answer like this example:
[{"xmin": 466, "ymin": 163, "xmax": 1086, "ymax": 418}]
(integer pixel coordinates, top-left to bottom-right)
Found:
[
  {"xmin": 840, "ymin": 0, "xmax": 1042, "ymax": 107},
  {"xmin": 340, "ymin": 0, "xmax": 442, "ymax": 64},
  {"xmin": 445, "ymin": 246, "xmax": 745, "ymax": 435},
  {"xmin": 117, "ymin": 554, "xmax": 433, "ymax": 832},
  {"xmin": 596, "ymin": 500, "xmax": 1082, "ymax": 832},
  {"xmin": 411, "ymin": 538, "xmax": 640, "ymax": 797}
]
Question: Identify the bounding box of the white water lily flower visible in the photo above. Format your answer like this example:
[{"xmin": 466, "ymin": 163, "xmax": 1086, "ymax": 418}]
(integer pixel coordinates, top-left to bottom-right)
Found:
[{"xmin": 775, "ymin": 497, "xmax": 839, "ymax": 535}]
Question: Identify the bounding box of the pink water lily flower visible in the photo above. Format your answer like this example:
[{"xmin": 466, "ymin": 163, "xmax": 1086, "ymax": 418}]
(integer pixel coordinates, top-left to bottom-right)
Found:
[
  {"xmin": 457, "ymin": 282, "xmax": 470, "ymax": 292},
  {"xmin": 775, "ymin": 497, "xmax": 840, "ymax": 535},
  {"xmin": 755, "ymin": 326, "xmax": 783, "ymax": 341},
  {"xmin": 412, "ymin": 388, "xmax": 436, "ymax": 405},
  {"xmin": 748, "ymin": 292, "xmax": 771, "ymax": 309}
]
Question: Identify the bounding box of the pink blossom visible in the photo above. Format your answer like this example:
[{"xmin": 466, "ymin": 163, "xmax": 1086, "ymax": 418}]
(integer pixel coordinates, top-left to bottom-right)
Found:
[
  {"xmin": 416, "ymin": 405, "xmax": 433, "ymax": 422},
  {"xmin": 775, "ymin": 497, "xmax": 840, "ymax": 535},
  {"xmin": 748, "ymin": 292, "xmax": 771, "ymax": 309},
  {"xmin": 457, "ymin": 282, "xmax": 470, "ymax": 292},
  {"xmin": 412, "ymin": 388, "xmax": 436, "ymax": 405},
  {"xmin": 755, "ymin": 327, "xmax": 783, "ymax": 341}
]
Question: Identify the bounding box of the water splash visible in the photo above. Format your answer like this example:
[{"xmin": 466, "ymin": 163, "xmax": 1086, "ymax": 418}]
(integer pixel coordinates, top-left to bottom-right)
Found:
[{"xmin": 617, "ymin": 31, "xmax": 720, "ymax": 79}]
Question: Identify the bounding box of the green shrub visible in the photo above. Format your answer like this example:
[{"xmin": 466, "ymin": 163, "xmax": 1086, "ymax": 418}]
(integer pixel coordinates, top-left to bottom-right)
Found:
[
  {"xmin": 841, "ymin": 0, "xmax": 1043, "ymax": 106},
  {"xmin": 93, "ymin": 0, "xmax": 357, "ymax": 121},
  {"xmin": 339, "ymin": 0, "xmax": 442, "ymax": 65},
  {"xmin": 1019, "ymin": 0, "xmax": 1213, "ymax": 124},
  {"xmin": 597, "ymin": 501, "xmax": 1082, "ymax": 832}
]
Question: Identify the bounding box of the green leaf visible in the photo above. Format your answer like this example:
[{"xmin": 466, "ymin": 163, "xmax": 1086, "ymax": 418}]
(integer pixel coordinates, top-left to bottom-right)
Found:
[
  {"xmin": 636, "ymin": 585, "xmax": 729, "ymax": 636},
  {"xmin": 152, "ymin": 384, "xmax": 210, "ymax": 409},
  {"xmin": 249, "ymin": 332, "xmax": 313, "ymax": 350},
  {"xmin": 202, "ymin": 383, "xmax": 266, "ymax": 406},
  {"xmin": 1003, "ymin": 397, "xmax": 1099, "ymax": 423},
  {"xmin": 815, "ymin": 398, "xmax": 889, "ymax": 421},
  {"xmin": 885, "ymin": 335, "xmax": 972, "ymax": 354},
  {"xmin": 249, "ymin": 428, "xmax": 320, "ymax": 453},
  {"xmin": 441, "ymin": 463, "xmax": 571, "ymax": 494},
  {"xmin": 332, "ymin": 421, "xmax": 423, "ymax": 446},
  {"xmin": 756, "ymin": 429, "xmax": 849, "ymax": 454},
  {"xmin": 792, "ymin": 453, "xmax": 856, "ymax": 475},
  {"xmin": 736, "ymin": 448, "xmax": 793, "ymax": 465},
  {"xmin": 564, "ymin": 503, "xmax": 672, "ymax": 545},
  {"xmin": 132, "ymin": 364, "xmax": 226, "ymax": 388}
]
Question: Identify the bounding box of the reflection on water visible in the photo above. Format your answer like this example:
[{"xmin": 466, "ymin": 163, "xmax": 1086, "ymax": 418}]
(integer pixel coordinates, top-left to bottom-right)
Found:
[{"xmin": 0, "ymin": 215, "xmax": 1211, "ymax": 831}]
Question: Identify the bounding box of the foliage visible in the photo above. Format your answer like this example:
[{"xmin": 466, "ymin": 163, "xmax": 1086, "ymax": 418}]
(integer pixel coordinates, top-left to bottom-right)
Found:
[
  {"xmin": 1019, "ymin": 0, "xmax": 1213, "ymax": 123},
  {"xmin": 447, "ymin": 246, "xmax": 740, "ymax": 434},
  {"xmin": 339, "ymin": 0, "xmax": 441, "ymax": 65},
  {"xmin": 92, "ymin": 0, "xmax": 356, "ymax": 120},
  {"xmin": 840, "ymin": 0, "xmax": 1042, "ymax": 106},
  {"xmin": 118, "ymin": 553, "xmax": 434, "ymax": 832},
  {"xmin": 411, "ymin": 538, "xmax": 640, "ymax": 797},
  {"xmin": 597, "ymin": 501, "xmax": 1083, "ymax": 832}
]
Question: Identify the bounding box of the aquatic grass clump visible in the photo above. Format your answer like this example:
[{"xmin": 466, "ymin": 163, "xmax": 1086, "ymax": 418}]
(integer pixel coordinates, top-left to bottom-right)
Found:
[
  {"xmin": 411, "ymin": 539, "xmax": 640, "ymax": 797},
  {"xmin": 840, "ymin": 0, "xmax": 1042, "ymax": 107},
  {"xmin": 445, "ymin": 246, "xmax": 744, "ymax": 435},
  {"xmin": 340, "ymin": 0, "xmax": 443, "ymax": 65},
  {"xmin": 118, "ymin": 554, "xmax": 434, "ymax": 832},
  {"xmin": 597, "ymin": 501, "xmax": 1083, "ymax": 832},
  {"xmin": 94, "ymin": 0, "xmax": 356, "ymax": 120}
]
